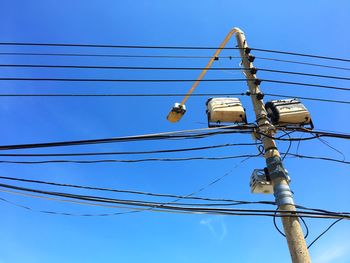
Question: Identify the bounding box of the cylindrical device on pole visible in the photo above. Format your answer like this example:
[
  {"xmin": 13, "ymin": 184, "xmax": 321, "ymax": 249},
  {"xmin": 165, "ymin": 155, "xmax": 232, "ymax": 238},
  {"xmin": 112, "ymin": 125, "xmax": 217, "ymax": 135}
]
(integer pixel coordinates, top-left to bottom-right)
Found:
[{"xmin": 234, "ymin": 28, "xmax": 311, "ymax": 263}]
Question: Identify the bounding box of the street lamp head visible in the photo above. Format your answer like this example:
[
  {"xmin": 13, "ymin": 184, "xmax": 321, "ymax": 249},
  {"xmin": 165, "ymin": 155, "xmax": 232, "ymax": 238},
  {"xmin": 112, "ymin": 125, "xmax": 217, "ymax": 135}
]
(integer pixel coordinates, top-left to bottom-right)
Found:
[{"xmin": 166, "ymin": 103, "xmax": 186, "ymax": 123}]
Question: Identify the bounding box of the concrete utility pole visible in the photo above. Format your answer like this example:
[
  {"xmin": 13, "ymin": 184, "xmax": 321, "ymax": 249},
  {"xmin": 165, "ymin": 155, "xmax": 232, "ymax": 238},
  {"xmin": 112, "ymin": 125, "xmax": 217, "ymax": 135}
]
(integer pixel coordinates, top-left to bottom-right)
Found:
[
  {"xmin": 234, "ymin": 28, "xmax": 311, "ymax": 262},
  {"xmin": 167, "ymin": 27, "xmax": 311, "ymax": 262}
]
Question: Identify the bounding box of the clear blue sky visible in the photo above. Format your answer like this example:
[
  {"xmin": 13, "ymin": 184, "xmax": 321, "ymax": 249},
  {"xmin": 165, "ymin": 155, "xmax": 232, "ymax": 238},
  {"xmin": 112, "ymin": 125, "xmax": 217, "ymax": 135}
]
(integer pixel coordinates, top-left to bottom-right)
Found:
[{"xmin": 0, "ymin": 1, "xmax": 349, "ymax": 262}]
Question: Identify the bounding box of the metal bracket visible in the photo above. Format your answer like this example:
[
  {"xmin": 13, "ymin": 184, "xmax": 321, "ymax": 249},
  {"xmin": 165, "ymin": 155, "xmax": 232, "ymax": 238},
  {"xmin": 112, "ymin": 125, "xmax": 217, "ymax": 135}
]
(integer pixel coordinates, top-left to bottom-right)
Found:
[
  {"xmin": 266, "ymin": 156, "xmax": 289, "ymax": 181},
  {"xmin": 266, "ymin": 156, "xmax": 294, "ymax": 206}
]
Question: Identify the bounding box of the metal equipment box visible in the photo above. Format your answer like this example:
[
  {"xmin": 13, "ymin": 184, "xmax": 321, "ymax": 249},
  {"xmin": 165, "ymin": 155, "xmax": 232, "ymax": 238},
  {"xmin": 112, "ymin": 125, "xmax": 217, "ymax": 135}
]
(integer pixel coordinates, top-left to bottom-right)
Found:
[
  {"xmin": 250, "ymin": 169, "xmax": 273, "ymax": 194},
  {"xmin": 206, "ymin": 98, "xmax": 247, "ymax": 127},
  {"xmin": 265, "ymin": 99, "xmax": 313, "ymax": 128}
]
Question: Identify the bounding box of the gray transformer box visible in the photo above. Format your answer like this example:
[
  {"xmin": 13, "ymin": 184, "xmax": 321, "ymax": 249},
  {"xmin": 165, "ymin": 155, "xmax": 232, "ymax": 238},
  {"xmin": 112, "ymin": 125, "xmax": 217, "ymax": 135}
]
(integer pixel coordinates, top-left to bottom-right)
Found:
[
  {"xmin": 265, "ymin": 99, "xmax": 313, "ymax": 128},
  {"xmin": 206, "ymin": 98, "xmax": 247, "ymax": 127}
]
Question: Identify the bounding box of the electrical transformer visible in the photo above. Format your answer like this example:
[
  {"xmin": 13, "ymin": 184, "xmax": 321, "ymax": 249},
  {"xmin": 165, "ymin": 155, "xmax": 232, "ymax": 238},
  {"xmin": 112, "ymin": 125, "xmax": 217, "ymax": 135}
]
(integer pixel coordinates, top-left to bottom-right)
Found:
[
  {"xmin": 206, "ymin": 98, "xmax": 247, "ymax": 127},
  {"xmin": 249, "ymin": 169, "xmax": 273, "ymax": 194},
  {"xmin": 265, "ymin": 99, "xmax": 313, "ymax": 128}
]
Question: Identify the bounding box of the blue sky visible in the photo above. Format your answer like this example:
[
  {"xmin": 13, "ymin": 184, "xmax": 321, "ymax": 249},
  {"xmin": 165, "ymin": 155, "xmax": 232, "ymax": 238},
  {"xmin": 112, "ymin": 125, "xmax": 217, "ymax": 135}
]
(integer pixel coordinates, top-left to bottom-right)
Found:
[{"xmin": 0, "ymin": 1, "xmax": 349, "ymax": 262}]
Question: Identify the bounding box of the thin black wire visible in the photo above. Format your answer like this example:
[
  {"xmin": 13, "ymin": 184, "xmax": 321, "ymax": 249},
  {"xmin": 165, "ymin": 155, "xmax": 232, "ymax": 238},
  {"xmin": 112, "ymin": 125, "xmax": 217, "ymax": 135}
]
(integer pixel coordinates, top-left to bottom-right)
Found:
[
  {"xmin": 251, "ymin": 47, "xmax": 350, "ymax": 63},
  {"xmin": 286, "ymin": 153, "xmax": 350, "ymax": 165},
  {"xmin": 307, "ymin": 219, "xmax": 343, "ymax": 249},
  {"xmin": 0, "ymin": 92, "xmax": 349, "ymax": 105},
  {"xmin": 263, "ymin": 93, "xmax": 350, "ymax": 105},
  {"xmin": 0, "ymin": 142, "xmax": 259, "ymax": 157},
  {"xmin": 2, "ymin": 64, "xmax": 350, "ymax": 82},
  {"xmin": 1, "ymin": 42, "xmax": 350, "ymax": 62},
  {"xmin": 0, "ymin": 154, "xmax": 261, "ymax": 164},
  {"xmin": 314, "ymin": 136, "xmax": 346, "ymax": 161},
  {"xmin": 1, "ymin": 51, "xmax": 350, "ymax": 71},
  {"xmin": 0, "ymin": 182, "xmax": 348, "ymax": 219},
  {"xmin": 273, "ymin": 209, "xmax": 309, "ymax": 239},
  {"xmin": 0, "ymin": 127, "xmax": 254, "ymax": 151},
  {"xmin": 0, "ymin": 42, "xmax": 242, "ymax": 50},
  {"xmin": 0, "ymin": 77, "xmax": 250, "ymax": 82},
  {"xmin": 256, "ymin": 56, "xmax": 350, "ymax": 71},
  {"xmin": 0, "ymin": 93, "xmax": 245, "ymax": 97},
  {"xmin": 281, "ymin": 131, "xmax": 293, "ymax": 161},
  {"xmin": 262, "ymin": 79, "xmax": 350, "ymax": 92},
  {"xmin": 0, "ymin": 153, "xmax": 348, "ymax": 165},
  {"xmin": 258, "ymin": 129, "xmax": 350, "ymax": 141},
  {"xmin": 1, "ymin": 77, "xmax": 349, "ymax": 92},
  {"xmin": 258, "ymin": 68, "xmax": 350, "ymax": 81},
  {"xmin": 0, "ymin": 196, "xmax": 138, "ymax": 217},
  {"xmin": 0, "ymin": 52, "xmax": 226, "ymax": 59},
  {"xmin": 0, "ymin": 64, "xmax": 245, "ymax": 71},
  {"xmin": 0, "ymin": 175, "xmax": 270, "ymax": 204}
]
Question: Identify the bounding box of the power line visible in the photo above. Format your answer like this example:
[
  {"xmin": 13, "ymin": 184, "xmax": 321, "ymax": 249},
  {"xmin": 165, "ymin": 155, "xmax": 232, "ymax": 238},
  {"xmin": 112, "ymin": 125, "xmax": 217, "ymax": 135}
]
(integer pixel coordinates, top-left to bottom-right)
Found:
[
  {"xmin": 286, "ymin": 153, "xmax": 350, "ymax": 165},
  {"xmin": 0, "ymin": 175, "xmax": 269, "ymax": 204},
  {"xmin": 0, "ymin": 154, "xmax": 261, "ymax": 164},
  {"xmin": 262, "ymin": 79, "xmax": 350, "ymax": 92},
  {"xmin": 0, "ymin": 127, "xmax": 348, "ymax": 152},
  {"xmin": 0, "ymin": 92, "xmax": 349, "ymax": 105},
  {"xmin": 307, "ymin": 219, "xmax": 343, "ymax": 249},
  {"xmin": 1, "ymin": 51, "xmax": 350, "ymax": 71},
  {"xmin": 256, "ymin": 56, "xmax": 350, "ymax": 71},
  {"xmin": 0, "ymin": 142, "xmax": 259, "ymax": 157},
  {"xmin": 1, "ymin": 42, "xmax": 350, "ymax": 63},
  {"xmin": 1, "ymin": 77, "xmax": 349, "ymax": 92},
  {"xmin": 0, "ymin": 182, "xmax": 348, "ymax": 219},
  {"xmin": 2, "ymin": 64, "xmax": 350, "ymax": 81},
  {"xmin": 0, "ymin": 64, "xmax": 245, "ymax": 71},
  {"xmin": 0, "ymin": 52, "xmax": 227, "ymax": 59},
  {"xmin": 251, "ymin": 47, "xmax": 350, "ymax": 63},
  {"xmin": 0, "ymin": 153, "xmax": 347, "ymax": 165},
  {"xmin": 0, "ymin": 42, "xmax": 243, "ymax": 50},
  {"xmin": 0, "ymin": 126, "xmax": 254, "ymax": 150},
  {"xmin": 287, "ymin": 128, "xmax": 350, "ymax": 140}
]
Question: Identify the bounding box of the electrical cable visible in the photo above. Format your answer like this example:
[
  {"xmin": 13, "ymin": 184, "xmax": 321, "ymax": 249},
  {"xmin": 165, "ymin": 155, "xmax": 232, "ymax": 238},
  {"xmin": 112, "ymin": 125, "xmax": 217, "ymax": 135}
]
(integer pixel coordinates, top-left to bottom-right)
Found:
[
  {"xmin": 0, "ymin": 195, "xmax": 138, "ymax": 217},
  {"xmin": 281, "ymin": 131, "xmax": 293, "ymax": 161},
  {"xmin": 0, "ymin": 125, "xmax": 254, "ymax": 151},
  {"xmin": 257, "ymin": 129, "xmax": 350, "ymax": 141},
  {"xmin": 0, "ymin": 93, "xmax": 247, "ymax": 97},
  {"xmin": 251, "ymin": 47, "xmax": 350, "ymax": 63},
  {"xmin": 0, "ymin": 183, "xmax": 348, "ymax": 219},
  {"xmin": 0, "ymin": 175, "xmax": 272, "ymax": 204},
  {"xmin": 0, "ymin": 142, "xmax": 259, "ymax": 157},
  {"xmin": 0, "ymin": 153, "xmax": 347, "ymax": 165},
  {"xmin": 0, "ymin": 188, "xmax": 334, "ymax": 219},
  {"xmin": 0, "ymin": 42, "xmax": 242, "ymax": 50},
  {"xmin": 307, "ymin": 219, "xmax": 343, "ymax": 249},
  {"xmin": 2, "ymin": 64, "xmax": 350, "ymax": 82},
  {"xmin": 287, "ymin": 128, "xmax": 350, "ymax": 140},
  {"xmin": 256, "ymin": 56, "xmax": 350, "ymax": 71},
  {"xmin": 0, "ymin": 154, "xmax": 261, "ymax": 164},
  {"xmin": 1, "ymin": 42, "xmax": 350, "ymax": 63},
  {"xmin": 273, "ymin": 209, "xmax": 309, "ymax": 239},
  {"xmin": 0, "ymin": 92, "xmax": 349, "ymax": 105},
  {"xmin": 314, "ymin": 136, "xmax": 346, "ymax": 161},
  {"xmin": 0, "ymin": 52, "xmax": 230, "ymax": 59},
  {"xmin": 285, "ymin": 153, "xmax": 350, "ymax": 165},
  {"xmin": 1, "ymin": 77, "xmax": 349, "ymax": 92},
  {"xmin": 1, "ymin": 51, "xmax": 350, "ymax": 71},
  {"xmin": 262, "ymin": 79, "xmax": 350, "ymax": 92}
]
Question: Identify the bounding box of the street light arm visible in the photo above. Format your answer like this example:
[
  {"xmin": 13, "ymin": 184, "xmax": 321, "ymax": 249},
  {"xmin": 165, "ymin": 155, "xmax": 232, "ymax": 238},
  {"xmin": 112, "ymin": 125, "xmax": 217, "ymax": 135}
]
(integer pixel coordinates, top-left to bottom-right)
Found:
[{"xmin": 167, "ymin": 27, "xmax": 243, "ymax": 123}]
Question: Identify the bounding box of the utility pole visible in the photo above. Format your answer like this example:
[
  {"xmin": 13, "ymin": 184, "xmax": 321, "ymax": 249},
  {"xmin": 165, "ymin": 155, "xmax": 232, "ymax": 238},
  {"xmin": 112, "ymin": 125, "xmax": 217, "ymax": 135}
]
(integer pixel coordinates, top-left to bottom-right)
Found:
[
  {"xmin": 235, "ymin": 28, "xmax": 311, "ymax": 262},
  {"xmin": 167, "ymin": 27, "xmax": 311, "ymax": 262}
]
